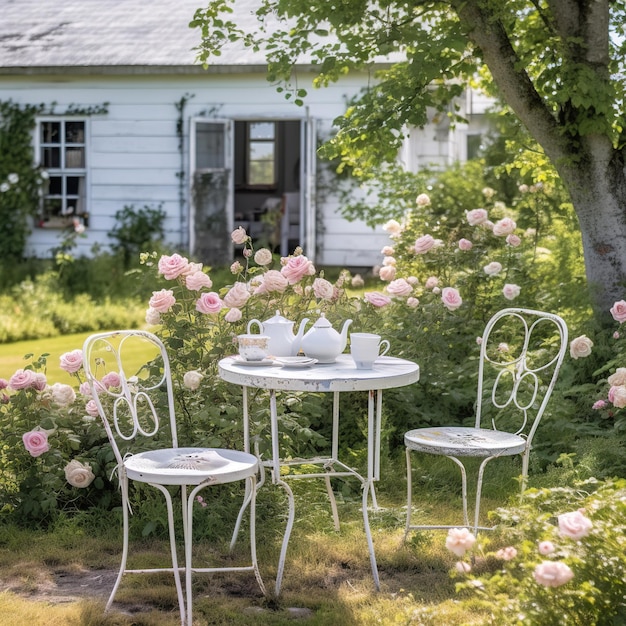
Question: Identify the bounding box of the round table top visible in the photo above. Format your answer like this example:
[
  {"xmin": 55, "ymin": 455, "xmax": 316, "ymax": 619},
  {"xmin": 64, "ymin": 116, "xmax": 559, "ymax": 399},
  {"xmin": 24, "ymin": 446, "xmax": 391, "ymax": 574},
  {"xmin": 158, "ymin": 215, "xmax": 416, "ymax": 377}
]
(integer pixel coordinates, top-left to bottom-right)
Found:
[{"xmin": 218, "ymin": 354, "xmax": 420, "ymax": 392}]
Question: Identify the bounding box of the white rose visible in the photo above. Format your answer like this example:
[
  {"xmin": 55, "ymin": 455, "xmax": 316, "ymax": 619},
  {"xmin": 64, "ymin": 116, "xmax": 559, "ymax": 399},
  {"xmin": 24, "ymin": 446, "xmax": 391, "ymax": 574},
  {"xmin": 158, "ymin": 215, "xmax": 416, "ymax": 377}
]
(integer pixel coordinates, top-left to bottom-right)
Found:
[
  {"xmin": 64, "ymin": 460, "xmax": 95, "ymax": 488},
  {"xmin": 183, "ymin": 370, "xmax": 203, "ymax": 391},
  {"xmin": 483, "ymin": 261, "xmax": 503, "ymax": 276},
  {"xmin": 569, "ymin": 335, "xmax": 593, "ymax": 359},
  {"xmin": 51, "ymin": 382, "xmax": 76, "ymax": 407}
]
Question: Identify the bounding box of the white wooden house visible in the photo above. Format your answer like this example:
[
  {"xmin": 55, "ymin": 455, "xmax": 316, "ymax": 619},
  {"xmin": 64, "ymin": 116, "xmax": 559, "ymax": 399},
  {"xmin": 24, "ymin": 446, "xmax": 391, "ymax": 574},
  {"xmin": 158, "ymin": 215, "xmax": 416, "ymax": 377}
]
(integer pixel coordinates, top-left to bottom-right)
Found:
[{"xmin": 0, "ymin": 0, "xmax": 491, "ymax": 268}]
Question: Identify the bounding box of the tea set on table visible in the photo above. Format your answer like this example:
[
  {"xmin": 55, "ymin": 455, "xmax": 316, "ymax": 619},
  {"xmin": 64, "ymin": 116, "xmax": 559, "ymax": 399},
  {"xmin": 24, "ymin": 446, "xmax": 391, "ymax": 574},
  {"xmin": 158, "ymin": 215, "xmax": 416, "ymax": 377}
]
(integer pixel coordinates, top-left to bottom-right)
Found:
[{"xmin": 234, "ymin": 310, "xmax": 390, "ymax": 369}]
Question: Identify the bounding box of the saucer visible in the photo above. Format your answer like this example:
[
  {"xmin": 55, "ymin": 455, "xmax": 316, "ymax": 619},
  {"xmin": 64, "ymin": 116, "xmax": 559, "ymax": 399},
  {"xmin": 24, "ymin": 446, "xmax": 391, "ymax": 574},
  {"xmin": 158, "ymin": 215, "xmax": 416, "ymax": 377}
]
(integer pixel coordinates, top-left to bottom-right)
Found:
[
  {"xmin": 232, "ymin": 357, "xmax": 276, "ymax": 367},
  {"xmin": 274, "ymin": 356, "xmax": 318, "ymax": 368}
]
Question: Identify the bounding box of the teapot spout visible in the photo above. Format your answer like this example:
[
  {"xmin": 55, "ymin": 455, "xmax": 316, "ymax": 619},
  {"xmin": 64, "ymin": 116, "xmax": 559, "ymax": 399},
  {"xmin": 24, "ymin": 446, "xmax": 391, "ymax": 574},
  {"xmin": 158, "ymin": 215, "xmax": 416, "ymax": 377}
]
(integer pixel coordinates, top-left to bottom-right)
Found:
[
  {"xmin": 292, "ymin": 317, "xmax": 310, "ymax": 356},
  {"xmin": 340, "ymin": 319, "xmax": 353, "ymax": 352}
]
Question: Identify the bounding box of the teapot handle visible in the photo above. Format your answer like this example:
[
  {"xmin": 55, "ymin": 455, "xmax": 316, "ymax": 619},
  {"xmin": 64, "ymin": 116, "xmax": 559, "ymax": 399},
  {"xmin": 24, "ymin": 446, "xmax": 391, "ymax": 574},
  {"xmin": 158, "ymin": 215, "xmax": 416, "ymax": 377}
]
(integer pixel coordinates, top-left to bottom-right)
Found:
[{"xmin": 246, "ymin": 319, "xmax": 263, "ymax": 334}]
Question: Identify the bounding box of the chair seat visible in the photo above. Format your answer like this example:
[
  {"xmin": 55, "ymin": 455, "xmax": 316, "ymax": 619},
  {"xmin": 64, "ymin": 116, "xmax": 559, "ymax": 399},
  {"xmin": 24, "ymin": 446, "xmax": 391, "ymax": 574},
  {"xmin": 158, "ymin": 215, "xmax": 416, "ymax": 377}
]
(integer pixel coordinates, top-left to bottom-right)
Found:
[
  {"xmin": 124, "ymin": 447, "xmax": 259, "ymax": 485},
  {"xmin": 404, "ymin": 427, "xmax": 527, "ymax": 457}
]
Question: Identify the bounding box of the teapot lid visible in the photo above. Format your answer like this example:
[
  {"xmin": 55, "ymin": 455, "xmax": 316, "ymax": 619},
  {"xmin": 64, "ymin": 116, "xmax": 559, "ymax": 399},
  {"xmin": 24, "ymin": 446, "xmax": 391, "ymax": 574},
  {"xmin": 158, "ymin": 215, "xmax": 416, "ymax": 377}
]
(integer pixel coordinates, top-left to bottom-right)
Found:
[
  {"xmin": 263, "ymin": 310, "xmax": 293, "ymax": 325},
  {"xmin": 312, "ymin": 313, "xmax": 332, "ymax": 328}
]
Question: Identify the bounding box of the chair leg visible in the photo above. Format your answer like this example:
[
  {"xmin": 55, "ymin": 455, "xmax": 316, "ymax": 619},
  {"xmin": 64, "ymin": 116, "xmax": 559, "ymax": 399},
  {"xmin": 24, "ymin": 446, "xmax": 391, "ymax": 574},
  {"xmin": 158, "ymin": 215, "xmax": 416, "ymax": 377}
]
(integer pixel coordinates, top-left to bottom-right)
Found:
[
  {"xmin": 324, "ymin": 472, "xmax": 341, "ymax": 531},
  {"xmin": 247, "ymin": 475, "xmax": 267, "ymax": 596},
  {"xmin": 107, "ymin": 473, "xmax": 130, "ymax": 612},
  {"xmin": 446, "ymin": 456, "xmax": 470, "ymax": 528},
  {"xmin": 404, "ymin": 447, "xmax": 413, "ymax": 541}
]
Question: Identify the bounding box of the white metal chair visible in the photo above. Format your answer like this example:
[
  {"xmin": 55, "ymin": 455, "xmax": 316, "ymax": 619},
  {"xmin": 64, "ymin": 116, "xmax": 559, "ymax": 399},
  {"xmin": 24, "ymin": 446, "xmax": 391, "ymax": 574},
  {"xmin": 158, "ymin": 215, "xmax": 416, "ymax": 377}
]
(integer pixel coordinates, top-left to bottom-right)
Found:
[
  {"xmin": 404, "ymin": 308, "xmax": 568, "ymax": 536},
  {"xmin": 83, "ymin": 330, "xmax": 266, "ymax": 626}
]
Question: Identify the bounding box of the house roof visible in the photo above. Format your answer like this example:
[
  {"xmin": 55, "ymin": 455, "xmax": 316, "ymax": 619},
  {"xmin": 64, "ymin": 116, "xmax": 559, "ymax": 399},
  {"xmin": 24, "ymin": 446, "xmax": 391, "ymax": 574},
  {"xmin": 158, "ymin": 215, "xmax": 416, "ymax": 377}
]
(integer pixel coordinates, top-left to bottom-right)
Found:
[{"xmin": 0, "ymin": 0, "xmax": 270, "ymax": 75}]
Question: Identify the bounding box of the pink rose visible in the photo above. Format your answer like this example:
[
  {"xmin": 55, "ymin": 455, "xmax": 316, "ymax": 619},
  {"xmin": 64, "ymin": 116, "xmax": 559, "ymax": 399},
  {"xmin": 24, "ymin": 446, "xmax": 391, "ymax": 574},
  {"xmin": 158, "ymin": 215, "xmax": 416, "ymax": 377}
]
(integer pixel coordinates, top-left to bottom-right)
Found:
[
  {"xmin": 458, "ymin": 238, "xmax": 473, "ymax": 251},
  {"xmin": 455, "ymin": 561, "xmax": 471, "ymax": 573},
  {"xmin": 610, "ymin": 386, "xmax": 626, "ymax": 408},
  {"xmin": 608, "ymin": 368, "xmax": 626, "ymax": 386},
  {"xmin": 281, "ymin": 255, "xmax": 315, "ymax": 284},
  {"xmin": 231, "ymin": 227, "xmax": 248, "ymax": 244},
  {"xmin": 382, "ymin": 255, "xmax": 396, "ymax": 266},
  {"xmin": 157, "ymin": 253, "xmax": 190, "ymax": 280},
  {"xmin": 260, "ymin": 269, "xmax": 289, "ymax": 293},
  {"xmin": 592, "ymin": 399, "xmax": 607, "ymax": 410},
  {"xmin": 378, "ymin": 265, "xmax": 397, "ymax": 281},
  {"xmin": 610, "ymin": 300, "xmax": 626, "ymax": 323},
  {"xmin": 495, "ymin": 546, "xmax": 517, "ymax": 561},
  {"xmin": 149, "ymin": 289, "xmax": 176, "ymax": 313},
  {"xmin": 254, "ymin": 248, "xmax": 273, "ymax": 266},
  {"xmin": 185, "ymin": 271, "xmax": 213, "ymax": 291},
  {"xmin": 313, "ymin": 277, "xmax": 335, "ymax": 300},
  {"xmin": 558, "ymin": 510, "xmax": 593, "ymax": 539},
  {"xmin": 492, "ymin": 217, "xmax": 517, "ymax": 236},
  {"xmin": 381, "ymin": 245, "xmax": 394, "ymax": 256},
  {"xmin": 502, "ymin": 284, "xmax": 521, "ymax": 300},
  {"xmin": 445, "ymin": 527, "xmax": 476, "ymax": 557},
  {"xmin": 0, "ymin": 378, "xmax": 8, "ymax": 390},
  {"xmin": 85, "ymin": 399, "xmax": 100, "ymax": 417},
  {"xmin": 50, "ymin": 382, "xmax": 76, "ymax": 407},
  {"xmin": 351, "ymin": 274, "xmax": 365, "ymax": 288},
  {"xmin": 533, "ymin": 561, "xmax": 574, "ymax": 587},
  {"xmin": 506, "ymin": 234, "xmax": 521, "ymax": 247},
  {"xmin": 59, "ymin": 349, "xmax": 83, "ymax": 374},
  {"xmin": 196, "ymin": 292, "xmax": 224, "ymax": 314},
  {"xmin": 386, "ymin": 278, "xmax": 413, "ymax": 296},
  {"xmin": 538, "ymin": 541, "xmax": 555, "ymax": 555},
  {"xmin": 383, "ymin": 219, "xmax": 402, "ymax": 236},
  {"xmin": 223, "ymin": 282, "xmax": 250, "ymax": 308},
  {"xmin": 145, "ymin": 307, "xmax": 161, "ymax": 326},
  {"xmin": 22, "ymin": 429, "xmax": 50, "ymax": 457},
  {"xmin": 101, "ymin": 372, "xmax": 121, "ymax": 389},
  {"xmin": 425, "ymin": 276, "xmax": 439, "ymax": 290},
  {"xmin": 441, "ymin": 287, "xmax": 462, "ymax": 311},
  {"xmin": 225, "ymin": 307, "xmax": 242, "ymax": 323},
  {"xmin": 32, "ymin": 373, "xmax": 47, "ymax": 391},
  {"xmin": 9, "ymin": 369, "xmax": 36, "ymax": 390},
  {"xmin": 230, "ymin": 261, "xmax": 243, "ymax": 274},
  {"xmin": 413, "ymin": 234, "xmax": 436, "ymax": 254},
  {"xmin": 364, "ymin": 292, "xmax": 391, "ymax": 307},
  {"xmin": 466, "ymin": 208, "xmax": 488, "ymax": 226},
  {"xmin": 64, "ymin": 459, "xmax": 95, "ymax": 488}
]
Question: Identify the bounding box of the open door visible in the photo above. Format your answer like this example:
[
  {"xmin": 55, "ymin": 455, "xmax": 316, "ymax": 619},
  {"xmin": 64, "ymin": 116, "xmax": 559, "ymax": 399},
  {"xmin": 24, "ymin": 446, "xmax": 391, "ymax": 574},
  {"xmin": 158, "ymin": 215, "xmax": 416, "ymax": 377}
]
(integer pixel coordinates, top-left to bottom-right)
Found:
[{"xmin": 189, "ymin": 118, "xmax": 234, "ymax": 264}]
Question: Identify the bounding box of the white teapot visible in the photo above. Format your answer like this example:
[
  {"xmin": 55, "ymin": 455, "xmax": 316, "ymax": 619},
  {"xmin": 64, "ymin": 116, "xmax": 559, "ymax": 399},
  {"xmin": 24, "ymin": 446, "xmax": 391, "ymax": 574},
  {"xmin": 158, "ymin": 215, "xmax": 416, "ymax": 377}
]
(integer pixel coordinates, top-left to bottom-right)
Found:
[
  {"xmin": 247, "ymin": 310, "xmax": 309, "ymax": 357},
  {"xmin": 300, "ymin": 314, "xmax": 353, "ymax": 363}
]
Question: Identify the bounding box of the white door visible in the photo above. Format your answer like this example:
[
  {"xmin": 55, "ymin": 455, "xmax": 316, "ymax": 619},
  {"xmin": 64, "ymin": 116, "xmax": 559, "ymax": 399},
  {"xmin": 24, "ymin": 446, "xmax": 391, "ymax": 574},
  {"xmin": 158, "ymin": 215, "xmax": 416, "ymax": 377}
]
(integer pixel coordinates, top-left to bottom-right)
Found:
[
  {"xmin": 301, "ymin": 116, "xmax": 317, "ymax": 261},
  {"xmin": 189, "ymin": 118, "xmax": 234, "ymax": 263}
]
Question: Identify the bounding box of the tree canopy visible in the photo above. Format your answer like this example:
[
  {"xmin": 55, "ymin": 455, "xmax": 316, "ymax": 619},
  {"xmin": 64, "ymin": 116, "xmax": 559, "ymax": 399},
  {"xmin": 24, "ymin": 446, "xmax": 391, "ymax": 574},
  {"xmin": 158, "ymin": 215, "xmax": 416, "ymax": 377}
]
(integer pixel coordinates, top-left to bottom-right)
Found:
[{"xmin": 192, "ymin": 1, "xmax": 626, "ymax": 318}]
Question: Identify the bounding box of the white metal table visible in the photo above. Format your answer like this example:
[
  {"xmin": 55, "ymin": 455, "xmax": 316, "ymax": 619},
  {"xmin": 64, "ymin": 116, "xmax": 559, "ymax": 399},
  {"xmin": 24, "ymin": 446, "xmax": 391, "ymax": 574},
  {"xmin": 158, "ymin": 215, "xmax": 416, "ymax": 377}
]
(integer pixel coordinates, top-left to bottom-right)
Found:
[{"xmin": 218, "ymin": 354, "xmax": 420, "ymax": 594}]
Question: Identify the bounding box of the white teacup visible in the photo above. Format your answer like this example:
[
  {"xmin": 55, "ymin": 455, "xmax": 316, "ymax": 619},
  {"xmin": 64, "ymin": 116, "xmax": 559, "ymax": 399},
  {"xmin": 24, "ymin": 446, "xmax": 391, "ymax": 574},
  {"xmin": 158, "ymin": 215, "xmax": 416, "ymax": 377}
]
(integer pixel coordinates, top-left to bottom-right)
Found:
[
  {"xmin": 350, "ymin": 333, "xmax": 390, "ymax": 369},
  {"xmin": 237, "ymin": 334, "xmax": 270, "ymax": 361}
]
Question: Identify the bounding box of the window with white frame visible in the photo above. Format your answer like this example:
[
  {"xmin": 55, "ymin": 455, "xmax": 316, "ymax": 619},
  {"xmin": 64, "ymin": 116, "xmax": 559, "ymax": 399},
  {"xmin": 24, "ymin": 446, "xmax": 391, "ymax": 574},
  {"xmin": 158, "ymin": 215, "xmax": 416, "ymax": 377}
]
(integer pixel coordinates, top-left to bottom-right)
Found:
[
  {"xmin": 247, "ymin": 121, "xmax": 276, "ymax": 187},
  {"xmin": 36, "ymin": 119, "xmax": 88, "ymax": 228}
]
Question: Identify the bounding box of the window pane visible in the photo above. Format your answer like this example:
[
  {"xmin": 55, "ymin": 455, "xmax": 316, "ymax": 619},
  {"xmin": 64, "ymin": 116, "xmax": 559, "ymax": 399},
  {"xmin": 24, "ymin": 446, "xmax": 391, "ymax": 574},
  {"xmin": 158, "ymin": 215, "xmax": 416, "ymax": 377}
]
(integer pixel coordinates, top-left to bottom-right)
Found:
[
  {"xmin": 66, "ymin": 176, "xmax": 82, "ymax": 195},
  {"xmin": 195, "ymin": 122, "xmax": 225, "ymax": 169},
  {"xmin": 43, "ymin": 197, "xmax": 62, "ymax": 217},
  {"xmin": 42, "ymin": 147, "xmax": 61, "ymax": 168},
  {"xmin": 65, "ymin": 122, "xmax": 85, "ymax": 143},
  {"xmin": 250, "ymin": 142, "xmax": 274, "ymax": 161},
  {"xmin": 65, "ymin": 148, "xmax": 84, "ymax": 168},
  {"xmin": 250, "ymin": 122, "xmax": 274, "ymax": 140},
  {"xmin": 41, "ymin": 122, "xmax": 60, "ymax": 143},
  {"xmin": 48, "ymin": 176, "xmax": 62, "ymax": 195},
  {"xmin": 249, "ymin": 161, "xmax": 275, "ymax": 185}
]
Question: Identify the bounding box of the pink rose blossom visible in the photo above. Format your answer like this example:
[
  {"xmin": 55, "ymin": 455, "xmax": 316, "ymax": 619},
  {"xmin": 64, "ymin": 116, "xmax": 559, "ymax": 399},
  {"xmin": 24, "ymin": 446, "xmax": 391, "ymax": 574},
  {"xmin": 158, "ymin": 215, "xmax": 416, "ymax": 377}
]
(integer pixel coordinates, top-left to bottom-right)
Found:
[
  {"xmin": 608, "ymin": 368, "xmax": 626, "ymax": 386},
  {"xmin": 32, "ymin": 373, "xmax": 47, "ymax": 391},
  {"xmin": 364, "ymin": 292, "xmax": 392, "ymax": 307},
  {"xmin": 614, "ymin": 331, "xmax": 621, "ymax": 339},
  {"xmin": 22, "ymin": 429, "xmax": 49, "ymax": 457},
  {"xmin": 476, "ymin": 337, "xmax": 483, "ymax": 345},
  {"xmin": 382, "ymin": 255, "xmax": 396, "ymax": 266},
  {"xmin": 406, "ymin": 297, "xmax": 419, "ymax": 308},
  {"xmin": 254, "ymin": 248, "xmax": 273, "ymax": 266},
  {"xmin": 458, "ymin": 238, "xmax": 473, "ymax": 251},
  {"xmin": 185, "ymin": 271, "xmax": 213, "ymax": 291},
  {"xmin": 281, "ymin": 255, "xmax": 315, "ymax": 284},
  {"xmin": 378, "ymin": 265, "xmax": 397, "ymax": 281},
  {"xmin": 231, "ymin": 227, "xmax": 248, "ymax": 244},
  {"xmin": 519, "ymin": 184, "xmax": 529, "ymax": 193},
  {"xmin": 455, "ymin": 561, "xmax": 471, "ymax": 573},
  {"xmin": 416, "ymin": 193, "xmax": 431, "ymax": 206},
  {"xmin": 59, "ymin": 349, "xmax": 83, "ymax": 373},
  {"xmin": 592, "ymin": 399, "xmax": 607, "ymax": 410},
  {"xmin": 558, "ymin": 510, "xmax": 593, "ymax": 539},
  {"xmin": 495, "ymin": 546, "xmax": 517, "ymax": 561},
  {"xmin": 466, "ymin": 208, "xmax": 488, "ymax": 226},
  {"xmin": 498, "ymin": 342, "xmax": 509, "ymax": 352},
  {"xmin": 149, "ymin": 289, "xmax": 176, "ymax": 313},
  {"xmin": 492, "ymin": 217, "xmax": 517, "ymax": 236},
  {"xmin": 85, "ymin": 399, "xmax": 100, "ymax": 417},
  {"xmin": 223, "ymin": 282, "xmax": 250, "ymax": 308},
  {"xmin": 569, "ymin": 335, "xmax": 594, "ymax": 359},
  {"xmin": 445, "ymin": 527, "xmax": 476, "ymax": 557},
  {"xmin": 425, "ymin": 276, "xmax": 439, "ymax": 290},
  {"xmin": 381, "ymin": 245, "xmax": 394, "ymax": 256},
  {"xmin": 538, "ymin": 541, "xmax": 555, "ymax": 555},
  {"xmin": 382, "ymin": 219, "xmax": 402, "ymax": 236},
  {"xmin": 441, "ymin": 287, "xmax": 462, "ymax": 311},
  {"xmin": 483, "ymin": 261, "xmax": 502, "ymax": 276},
  {"xmin": 313, "ymin": 278, "xmax": 335, "ymax": 300},
  {"xmin": 243, "ymin": 248, "xmax": 252, "ymax": 258},
  {"xmin": 610, "ymin": 385, "xmax": 626, "ymax": 408},
  {"xmin": 51, "ymin": 382, "xmax": 76, "ymax": 407},
  {"xmin": 79, "ymin": 382, "xmax": 92, "ymax": 397},
  {"xmin": 351, "ymin": 274, "xmax": 365, "ymax": 288},
  {"xmin": 407, "ymin": 276, "xmax": 419, "ymax": 285},
  {"xmin": 9, "ymin": 369, "xmax": 36, "ymax": 390},
  {"xmin": 413, "ymin": 234, "xmax": 436, "ymax": 254},
  {"xmin": 386, "ymin": 278, "xmax": 413, "ymax": 297},
  {"xmin": 610, "ymin": 300, "xmax": 626, "ymax": 323},
  {"xmin": 506, "ymin": 234, "xmax": 521, "ymax": 247},
  {"xmin": 533, "ymin": 561, "xmax": 574, "ymax": 587},
  {"xmin": 502, "ymin": 284, "xmax": 521, "ymax": 300},
  {"xmin": 230, "ymin": 261, "xmax": 243, "ymax": 274},
  {"xmin": 196, "ymin": 292, "xmax": 224, "ymax": 314},
  {"xmin": 0, "ymin": 378, "xmax": 7, "ymax": 390},
  {"xmin": 260, "ymin": 270, "xmax": 289, "ymax": 293},
  {"xmin": 225, "ymin": 307, "xmax": 243, "ymax": 323},
  {"xmin": 101, "ymin": 372, "xmax": 121, "ymax": 389},
  {"xmin": 157, "ymin": 253, "xmax": 190, "ymax": 280}
]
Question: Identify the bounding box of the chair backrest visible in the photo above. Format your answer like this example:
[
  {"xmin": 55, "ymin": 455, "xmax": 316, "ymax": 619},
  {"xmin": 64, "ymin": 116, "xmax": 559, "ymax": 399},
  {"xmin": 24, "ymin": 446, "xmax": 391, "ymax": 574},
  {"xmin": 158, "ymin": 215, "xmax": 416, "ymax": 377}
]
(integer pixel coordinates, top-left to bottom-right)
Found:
[
  {"xmin": 475, "ymin": 308, "xmax": 568, "ymax": 445},
  {"xmin": 82, "ymin": 330, "xmax": 178, "ymax": 467}
]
